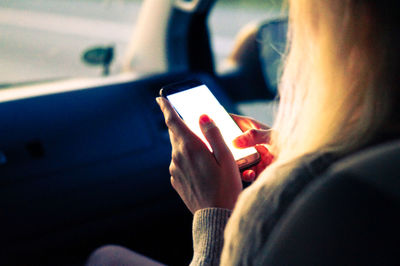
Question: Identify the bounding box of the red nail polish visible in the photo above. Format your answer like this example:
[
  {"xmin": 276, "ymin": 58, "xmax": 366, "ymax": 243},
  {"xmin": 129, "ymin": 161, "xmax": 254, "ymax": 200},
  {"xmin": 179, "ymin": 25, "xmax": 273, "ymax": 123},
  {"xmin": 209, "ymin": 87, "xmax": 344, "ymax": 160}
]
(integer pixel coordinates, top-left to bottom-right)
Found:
[
  {"xmin": 200, "ymin": 114, "xmax": 211, "ymax": 124},
  {"xmin": 242, "ymin": 170, "xmax": 255, "ymax": 182},
  {"xmin": 249, "ymin": 171, "xmax": 256, "ymax": 180}
]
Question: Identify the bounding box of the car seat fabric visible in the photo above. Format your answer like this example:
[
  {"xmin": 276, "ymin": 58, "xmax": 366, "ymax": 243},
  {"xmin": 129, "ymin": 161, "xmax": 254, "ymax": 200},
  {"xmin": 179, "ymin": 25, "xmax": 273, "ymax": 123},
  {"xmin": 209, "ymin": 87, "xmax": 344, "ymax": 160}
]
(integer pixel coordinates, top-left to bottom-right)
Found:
[{"xmin": 262, "ymin": 140, "xmax": 400, "ymax": 265}]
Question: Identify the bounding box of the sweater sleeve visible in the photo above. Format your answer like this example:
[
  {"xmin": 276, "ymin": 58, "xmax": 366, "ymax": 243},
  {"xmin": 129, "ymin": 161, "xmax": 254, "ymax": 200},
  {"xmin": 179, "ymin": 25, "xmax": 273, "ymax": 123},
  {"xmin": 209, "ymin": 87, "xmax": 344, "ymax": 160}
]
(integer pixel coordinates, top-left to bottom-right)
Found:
[{"xmin": 190, "ymin": 208, "xmax": 232, "ymax": 266}]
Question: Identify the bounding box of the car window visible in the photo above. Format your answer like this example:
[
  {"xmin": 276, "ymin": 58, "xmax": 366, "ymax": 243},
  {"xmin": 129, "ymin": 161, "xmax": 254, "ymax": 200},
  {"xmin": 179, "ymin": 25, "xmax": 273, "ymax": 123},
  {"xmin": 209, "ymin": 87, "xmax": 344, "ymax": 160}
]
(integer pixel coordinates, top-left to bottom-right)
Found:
[
  {"xmin": 209, "ymin": 1, "xmax": 285, "ymax": 126},
  {"xmin": 0, "ymin": 0, "xmax": 143, "ymax": 87},
  {"xmin": 209, "ymin": 0, "xmax": 284, "ymax": 70}
]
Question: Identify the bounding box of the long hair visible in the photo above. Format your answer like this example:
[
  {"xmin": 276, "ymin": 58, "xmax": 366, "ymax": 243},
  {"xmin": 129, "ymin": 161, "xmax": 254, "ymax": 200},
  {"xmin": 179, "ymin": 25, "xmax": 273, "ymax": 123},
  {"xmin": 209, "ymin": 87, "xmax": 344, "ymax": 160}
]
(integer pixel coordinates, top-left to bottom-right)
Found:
[{"xmin": 271, "ymin": 0, "xmax": 400, "ymax": 164}]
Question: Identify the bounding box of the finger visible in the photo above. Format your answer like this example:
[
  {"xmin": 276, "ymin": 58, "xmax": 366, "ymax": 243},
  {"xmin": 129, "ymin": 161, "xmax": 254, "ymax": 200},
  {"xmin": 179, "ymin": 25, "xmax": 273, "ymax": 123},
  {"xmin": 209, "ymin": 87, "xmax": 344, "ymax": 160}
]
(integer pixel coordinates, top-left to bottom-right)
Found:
[
  {"xmin": 230, "ymin": 114, "xmax": 255, "ymax": 131},
  {"xmin": 230, "ymin": 114, "xmax": 270, "ymax": 131},
  {"xmin": 253, "ymin": 145, "xmax": 274, "ymax": 173},
  {"xmin": 242, "ymin": 169, "xmax": 256, "ymax": 182},
  {"xmin": 199, "ymin": 114, "xmax": 233, "ymax": 164},
  {"xmin": 233, "ymin": 129, "xmax": 271, "ymax": 148},
  {"xmin": 156, "ymin": 97, "xmax": 191, "ymax": 138},
  {"xmin": 256, "ymin": 145, "xmax": 274, "ymax": 165},
  {"xmin": 240, "ymin": 146, "xmax": 274, "ymax": 182}
]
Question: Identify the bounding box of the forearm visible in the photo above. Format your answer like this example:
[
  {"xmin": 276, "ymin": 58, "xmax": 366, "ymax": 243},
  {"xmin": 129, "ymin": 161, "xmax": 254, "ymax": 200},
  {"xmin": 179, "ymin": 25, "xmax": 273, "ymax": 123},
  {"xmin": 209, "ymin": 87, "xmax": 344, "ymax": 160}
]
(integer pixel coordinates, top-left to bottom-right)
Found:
[{"xmin": 190, "ymin": 208, "xmax": 232, "ymax": 266}]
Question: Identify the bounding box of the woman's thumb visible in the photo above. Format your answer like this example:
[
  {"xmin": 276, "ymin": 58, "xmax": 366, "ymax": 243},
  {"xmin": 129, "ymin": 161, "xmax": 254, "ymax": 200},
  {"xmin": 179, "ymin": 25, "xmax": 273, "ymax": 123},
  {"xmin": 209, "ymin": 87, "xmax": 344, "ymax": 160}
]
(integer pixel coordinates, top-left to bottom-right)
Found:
[{"xmin": 233, "ymin": 129, "xmax": 271, "ymax": 148}]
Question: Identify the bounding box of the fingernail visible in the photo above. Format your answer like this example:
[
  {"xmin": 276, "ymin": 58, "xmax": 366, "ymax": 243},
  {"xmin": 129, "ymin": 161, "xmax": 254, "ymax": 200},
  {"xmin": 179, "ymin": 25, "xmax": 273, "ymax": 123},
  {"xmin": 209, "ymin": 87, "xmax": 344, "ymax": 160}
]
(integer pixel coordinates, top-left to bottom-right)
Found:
[
  {"xmin": 233, "ymin": 136, "xmax": 245, "ymax": 147},
  {"xmin": 249, "ymin": 171, "xmax": 256, "ymax": 180},
  {"xmin": 243, "ymin": 170, "xmax": 256, "ymax": 182},
  {"xmin": 233, "ymin": 138, "xmax": 241, "ymax": 147},
  {"xmin": 199, "ymin": 114, "xmax": 211, "ymax": 124},
  {"xmin": 155, "ymin": 97, "xmax": 161, "ymax": 105},
  {"xmin": 247, "ymin": 171, "xmax": 256, "ymax": 182},
  {"xmin": 199, "ymin": 114, "xmax": 215, "ymax": 132}
]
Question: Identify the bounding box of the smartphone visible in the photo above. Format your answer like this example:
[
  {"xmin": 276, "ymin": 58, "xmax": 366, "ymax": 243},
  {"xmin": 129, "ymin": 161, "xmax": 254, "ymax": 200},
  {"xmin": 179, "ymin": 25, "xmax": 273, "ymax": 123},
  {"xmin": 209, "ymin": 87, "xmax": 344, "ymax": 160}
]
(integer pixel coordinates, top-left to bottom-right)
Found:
[{"xmin": 160, "ymin": 80, "xmax": 260, "ymax": 170}]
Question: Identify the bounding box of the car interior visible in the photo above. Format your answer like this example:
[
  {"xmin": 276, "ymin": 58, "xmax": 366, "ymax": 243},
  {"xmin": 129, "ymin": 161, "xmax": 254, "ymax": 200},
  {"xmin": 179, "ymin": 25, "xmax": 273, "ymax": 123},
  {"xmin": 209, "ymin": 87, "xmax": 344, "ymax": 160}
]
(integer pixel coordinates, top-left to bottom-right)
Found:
[{"xmin": 1, "ymin": 0, "xmax": 398, "ymax": 265}]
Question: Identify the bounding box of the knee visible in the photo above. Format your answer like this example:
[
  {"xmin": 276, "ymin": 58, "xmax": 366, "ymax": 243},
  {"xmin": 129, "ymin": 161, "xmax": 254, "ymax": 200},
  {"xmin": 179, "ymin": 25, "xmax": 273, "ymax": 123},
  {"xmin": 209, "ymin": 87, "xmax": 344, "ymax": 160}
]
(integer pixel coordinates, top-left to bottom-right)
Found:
[
  {"xmin": 86, "ymin": 245, "xmax": 165, "ymax": 266},
  {"xmin": 86, "ymin": 245, "xmax": 129, "ymax": 266}
]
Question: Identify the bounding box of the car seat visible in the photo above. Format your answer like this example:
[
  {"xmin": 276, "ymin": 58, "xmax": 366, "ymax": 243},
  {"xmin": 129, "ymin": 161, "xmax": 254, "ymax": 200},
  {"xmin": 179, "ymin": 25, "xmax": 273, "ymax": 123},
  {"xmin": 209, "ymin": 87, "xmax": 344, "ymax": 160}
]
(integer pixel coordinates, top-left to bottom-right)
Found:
[{"xmin": 263, "ymin": 140, "xmax": 400, "ymax": 265}]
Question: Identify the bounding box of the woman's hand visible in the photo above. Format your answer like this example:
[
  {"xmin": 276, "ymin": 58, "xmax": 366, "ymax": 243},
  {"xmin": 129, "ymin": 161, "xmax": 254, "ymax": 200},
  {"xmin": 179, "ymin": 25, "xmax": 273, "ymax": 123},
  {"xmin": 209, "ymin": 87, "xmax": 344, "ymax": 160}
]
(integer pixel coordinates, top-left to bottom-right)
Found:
[
  {"xmin": 231, "ymin": 114, "xmax": 274, "ymax": 182},
  {"xmin": 157, "ymin": 97, "xmax": 243, "ymax": 214}
]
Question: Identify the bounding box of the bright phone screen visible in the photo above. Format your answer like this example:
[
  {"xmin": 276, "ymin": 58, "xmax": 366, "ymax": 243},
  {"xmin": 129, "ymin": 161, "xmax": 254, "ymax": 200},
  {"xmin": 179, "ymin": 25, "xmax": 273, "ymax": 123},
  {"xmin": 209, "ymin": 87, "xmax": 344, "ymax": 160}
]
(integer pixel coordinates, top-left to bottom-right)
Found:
[{"xmin": 166, "ymin": 85, "xmax": 258, "ymax": 161}]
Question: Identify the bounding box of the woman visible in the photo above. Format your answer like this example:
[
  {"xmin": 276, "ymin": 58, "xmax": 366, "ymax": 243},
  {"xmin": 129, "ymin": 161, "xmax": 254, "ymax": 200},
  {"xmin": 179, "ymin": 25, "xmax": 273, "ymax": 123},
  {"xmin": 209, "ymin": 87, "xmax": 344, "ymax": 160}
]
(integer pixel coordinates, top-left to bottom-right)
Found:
[{"xmin": 88, "ymin": 0, "xmax": 400, "ymax": 265}]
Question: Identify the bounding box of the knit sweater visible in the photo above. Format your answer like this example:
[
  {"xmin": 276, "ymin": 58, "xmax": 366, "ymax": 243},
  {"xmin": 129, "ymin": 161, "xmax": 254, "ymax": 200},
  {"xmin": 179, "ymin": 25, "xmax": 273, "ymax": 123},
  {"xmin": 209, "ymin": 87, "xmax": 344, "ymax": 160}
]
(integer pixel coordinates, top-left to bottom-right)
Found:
[{"xmin": 190, "ymin": 152, "xmax": 336, "ymax": 266}]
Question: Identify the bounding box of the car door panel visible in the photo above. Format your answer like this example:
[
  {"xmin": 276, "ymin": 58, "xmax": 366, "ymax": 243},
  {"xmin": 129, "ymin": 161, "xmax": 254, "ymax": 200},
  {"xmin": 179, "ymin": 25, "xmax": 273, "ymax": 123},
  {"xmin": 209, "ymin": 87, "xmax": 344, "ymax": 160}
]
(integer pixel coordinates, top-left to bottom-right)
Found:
[{"xmin": 0, "ymin": 72, "xmax": 236, "ymax": 265}]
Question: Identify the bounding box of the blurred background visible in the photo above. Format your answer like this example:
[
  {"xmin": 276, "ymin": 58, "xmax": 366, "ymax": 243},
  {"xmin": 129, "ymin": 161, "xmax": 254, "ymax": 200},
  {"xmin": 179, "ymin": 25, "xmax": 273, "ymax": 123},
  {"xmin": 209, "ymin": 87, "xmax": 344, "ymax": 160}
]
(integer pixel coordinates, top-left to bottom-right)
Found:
[{"xmin": 0, "ymin": 0, "xmax": 283, "ymax": 87}]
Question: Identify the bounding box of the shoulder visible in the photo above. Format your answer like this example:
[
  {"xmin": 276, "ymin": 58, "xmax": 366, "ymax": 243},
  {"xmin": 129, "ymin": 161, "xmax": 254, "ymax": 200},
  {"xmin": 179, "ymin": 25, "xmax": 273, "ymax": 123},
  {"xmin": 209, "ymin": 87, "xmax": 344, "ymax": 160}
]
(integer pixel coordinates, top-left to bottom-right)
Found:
[
  {"xmin": 242, "ymin": 152, "xmax": 337, "ymax": 211},
  {"xmin": 221, "ymin": 152, "xmax": 338, "ymax": 264}
]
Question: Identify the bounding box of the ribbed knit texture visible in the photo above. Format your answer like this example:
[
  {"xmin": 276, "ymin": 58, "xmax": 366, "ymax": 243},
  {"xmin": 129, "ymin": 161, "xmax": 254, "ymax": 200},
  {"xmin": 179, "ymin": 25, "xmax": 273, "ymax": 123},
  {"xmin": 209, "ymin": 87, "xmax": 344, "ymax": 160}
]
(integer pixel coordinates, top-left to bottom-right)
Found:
[
  {"xmin": 190, "ymin": 208, "xmax": 232, "ymax": 266},
  {"xmin": 189, "ymin": 153, "xmax": 337, "ymax": 266}
]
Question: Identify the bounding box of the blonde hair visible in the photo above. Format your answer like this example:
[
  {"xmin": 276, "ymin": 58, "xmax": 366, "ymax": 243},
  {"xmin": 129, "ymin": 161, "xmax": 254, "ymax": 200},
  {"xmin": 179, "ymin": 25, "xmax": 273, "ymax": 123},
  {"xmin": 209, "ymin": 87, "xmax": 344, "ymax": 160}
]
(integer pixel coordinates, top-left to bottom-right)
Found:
[{"xmin": 271, "ymin": 0, "xmax": 400, "ymax": 164}]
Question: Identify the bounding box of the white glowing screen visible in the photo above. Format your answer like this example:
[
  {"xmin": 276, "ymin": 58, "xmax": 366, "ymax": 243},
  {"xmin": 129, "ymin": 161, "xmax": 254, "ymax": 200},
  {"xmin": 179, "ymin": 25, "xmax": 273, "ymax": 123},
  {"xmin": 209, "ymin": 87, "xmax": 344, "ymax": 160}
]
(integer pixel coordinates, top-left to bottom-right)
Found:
[{"xmin": 166, "ymin": 85, "xmax": 257, "ymax": 161}]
